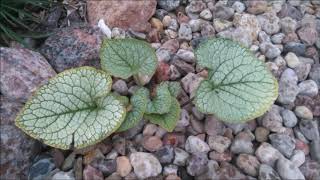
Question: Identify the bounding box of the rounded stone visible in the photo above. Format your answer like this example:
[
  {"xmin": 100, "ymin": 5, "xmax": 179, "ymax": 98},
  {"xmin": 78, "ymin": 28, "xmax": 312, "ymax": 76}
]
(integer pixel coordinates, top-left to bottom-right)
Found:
[
  {"xmin": 255, "ymin": 127, "xmax": 270, "ymax": 142},
  {"xmin": 130, "ymin": 152, "xmax": 162, "ymax": 179},
  {"xmin": 236, "ymin": 154, "xmax": 260, "ymax": 177},
  {"xmin": 143, "ymin": 136, "xmax": 163, "ymax": 152},
  {"xmin": 116, "ymin": 156, "xmax": 132, "ymax": 177},
  {"xmin": 295, "ymin": 106, "xmax": 313, "ymax": 120}
]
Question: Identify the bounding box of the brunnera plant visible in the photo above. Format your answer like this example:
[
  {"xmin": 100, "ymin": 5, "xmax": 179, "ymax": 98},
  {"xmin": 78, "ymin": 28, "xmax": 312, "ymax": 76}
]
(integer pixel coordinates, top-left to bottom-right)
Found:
[{"xmin": 15, "ymin": 38, "xmax": 278, "ymax": 150}]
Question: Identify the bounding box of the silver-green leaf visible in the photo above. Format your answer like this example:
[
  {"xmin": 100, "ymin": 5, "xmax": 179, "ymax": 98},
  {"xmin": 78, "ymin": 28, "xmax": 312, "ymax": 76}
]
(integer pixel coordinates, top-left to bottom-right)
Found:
[
  {"xmin": 117, "ymin": 87, "xmax": 149, "ymax": 132},
  {"xmin": 145, "ymin": 82, "xmax": 172, "ymax": 114},
  {"xmin": 165, "ymin": 81, "xmax": 182, "ymax": 98},
  {"xmin": 15, "ymin": 67, "xmax": 126, "ymax": 150},
  {"xmin": 100, "ymin": 38, "xmax": 157, "ymax": 79},
  {"xmin": 144, "ymin": 98, "xmax": 181, "ymax": 132},
  {"xmin": 194, "ymin": 38, "xmax": 278, "ymax": 123}
]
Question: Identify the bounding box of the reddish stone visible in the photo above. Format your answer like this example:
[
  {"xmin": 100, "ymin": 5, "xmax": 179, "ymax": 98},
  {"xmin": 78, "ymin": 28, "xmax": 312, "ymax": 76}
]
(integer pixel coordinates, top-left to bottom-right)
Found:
[
  {"xmin": 161, "ymin": 39, "xmax": 180, "ymax": 54},
  {"xmin": 295, "ymin": 139, "xmax": 310, "ymax": 155},
  {"xmin": 295, "ymin": 95, "xmax": 320, "ymax": 117},
  {"xmin": 177, "ymin": 12, "xmax": 190, "ymax": 24},
  {"xmin": 209, "ymin": 151, "xmax": 232, "ymax": 162},
  {"xmin": 87, "ymin": 0, "xmax": 157, "ymax": 32},
  {"xmin": 155, "ymin": 62, "xmax": 170, "ymax": 83},
  {"xmin": 83, "ymin": 165, "xmax": 103, "ymax": 180},
  {"xmin": 147, "ymin": 28, "xmax": 160, "ymax": 43},
  {"xmin": 142, "ymin": 136, "xmax": 163, "ymax": 152},
  {"xmin": 163, "ymin": 133, "xmax": 185, "ymax": 147}
]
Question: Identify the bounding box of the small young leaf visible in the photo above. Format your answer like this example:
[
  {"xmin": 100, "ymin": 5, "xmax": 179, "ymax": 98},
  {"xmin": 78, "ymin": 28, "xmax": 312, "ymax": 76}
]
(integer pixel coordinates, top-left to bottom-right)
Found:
[
  {"xmin": 145, "ymin": 82, "xmax": 172, "ymax": 114},
  {"xmin": 100, "ymin": 38, "xmax": 157, "ymax": 79},
  {"xmin": 144, "ymin": 98, "xmax": 181, "ymax": 132},
  {"xmin": 117, "ymin": 87, "xmax": 149, "ymax": 132},
  {"xmin": 15, "ymin": 67, "xmax": 126, "ymax": 150},
  {"xmin": 194, "ymin": 38, "xmax": 278, "ymax": 123}
]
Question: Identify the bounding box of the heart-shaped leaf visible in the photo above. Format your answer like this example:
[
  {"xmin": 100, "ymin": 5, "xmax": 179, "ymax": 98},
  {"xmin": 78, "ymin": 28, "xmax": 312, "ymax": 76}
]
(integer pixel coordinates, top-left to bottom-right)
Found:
[
  {"xmin": 100, "ymin": 38, "xmax": 157, "ymax": 79},
  {"xmin": 15, "ymin": 67, "xmax": 126, "ymax": 150},
  {"xmin": 144, "ymin": 98, "xmax": 181, "ymax": 132},
  {"xmin": 117, "ymin": 87, "xmax": 149, "ymax": 132},
  {"xmin": 166, "ymin": 81, "xmax": 181, "ymax": 98},
  {"xmin": 194, "ymin": 38, "xmax": 278, "ymax": 123},
  {"xmin": 145, "ymin": 82, "xmax": 172, "ymax": 114}
]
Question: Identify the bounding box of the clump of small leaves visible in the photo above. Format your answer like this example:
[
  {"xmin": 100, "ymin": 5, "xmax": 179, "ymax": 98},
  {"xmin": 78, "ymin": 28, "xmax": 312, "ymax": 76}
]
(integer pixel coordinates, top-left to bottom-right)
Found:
[
  {"xmin": 15, "ymin": 38, "xmax": 278, "ymax": 150},
  {"xmin": 194, "ymin": 38, "xmax": 278, "ymax": 123}
]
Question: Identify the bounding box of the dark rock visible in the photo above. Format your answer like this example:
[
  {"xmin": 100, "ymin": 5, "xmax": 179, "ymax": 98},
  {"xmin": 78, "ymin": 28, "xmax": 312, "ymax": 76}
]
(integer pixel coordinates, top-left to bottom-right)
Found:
[
  {"xmin": 295, "ymin": 95, "xmax": 320, "ymax": 117},
  {"xmin": 278, "ymin": 3, "xmax": 303, "ymax": 21},
  {"xmin": 310, "ymin": 140, "xmax": 320, "ymax": 162},
  {"xmin": 259, "ymin": 164, "xmax": 281, "ymax": 180},
  {"xmin": 299, "ymin": 120, "xmax": 319, "ymax": 141},
  {"xmin": 217, "ymin": 162, "xmax": 247, "ymax": 179},
  {"xmin": 300, "ymin": 158, "xmax": 320, "ymax": 179},
  {"xmin": 284, "ymin": 42, "xmax": 306, "ymax": 56},
  {"xmin": 40, "ymin": 26, "xmax": 102, "ymax": 72},
  {"xmin": 28, "ymin": 155, "xmax": 56, "ymax": 180},
  {"xmin": 74, "ymin": 157, "xmax": 83, "ymax": 180},
  {"xmin": 205, "ymin": 116, "xmax": 225, "ymax": 136},
  {"xmin": 91, "ymin": 159, "xmax": 116, "ymax": 176},
  {"xmin": 186, "ymin": 153, "xmax": 208, "ymax": 176},
  {"xmin": 154, "ymin": 145, "xmax": 174, "ymax": 164},
  {"xmin": 83, "ymin": 165, "xmax": 103, "ymax": 180},
  {"xmin": 157, "ymin": 0, "xmax": 180, "ymax": 11}
]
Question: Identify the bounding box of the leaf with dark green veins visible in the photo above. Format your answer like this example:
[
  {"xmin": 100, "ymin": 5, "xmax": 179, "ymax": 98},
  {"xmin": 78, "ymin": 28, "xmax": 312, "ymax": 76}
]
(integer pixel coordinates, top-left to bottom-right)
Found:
[
  {"xmin": 144, "ymin": 98, "xmax": 181, "ymax": 132},
  {"xmin": 145, "ymin": 82, "xmax": 172, "ymax": 114},
  {"xmin": 117, "ymin": 87, "xmax": 149, "ymax": 132},
  {"xmin": 194, "ymin": 38, "xmax": 278, "ymax": 123},
  {"xmin": 15, "ymin": 67, "xmax": 126, "ymax": 150},
  {"xmin": 100, "ymin": 38, "xmax": 157, "ymax": 79}
]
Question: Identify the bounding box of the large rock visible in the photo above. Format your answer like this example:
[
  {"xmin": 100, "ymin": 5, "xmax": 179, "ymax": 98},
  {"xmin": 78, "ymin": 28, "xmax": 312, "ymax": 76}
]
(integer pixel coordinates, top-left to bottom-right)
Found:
[
  {"xmin": 87, "ymin": 0, "xmax": 156, "ymax": 32},
  {"xmin": 0, "ymin": 47, "xmax": 56, "ymax": 179},
  {"xmin": 130, "ymin": 152, "xmax": 162, "ymax": 179},
  {"xmin": 40, "ymin": 26, "xmax": 102, "ymax": 72}
]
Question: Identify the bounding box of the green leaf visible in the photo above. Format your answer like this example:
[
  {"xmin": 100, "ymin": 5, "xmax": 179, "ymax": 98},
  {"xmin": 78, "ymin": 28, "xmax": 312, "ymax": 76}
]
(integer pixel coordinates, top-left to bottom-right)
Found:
[
  {"xmin": 166, "ymin": 81, "xmax": 181, "ymax": 98},
  {"xmin": 144, "ymin": 98, "xmax": 181, "ymax": 132},
  {"xmin": 100, "ymin": 38, "xmax": 157, "ymax": 79},
  {"xmin": 145, "ymin": 82, "xmax": 172, "ymax": 114},
  {"xmin": 194, "ymin": 38, "xmax": 278, "ymax": 123},
  {"xmin": 15, "ymin": 67, "xmax": 126, "ymax": 150},
  {"xmin": 117, "ymin": 87, "xmax": 149, "ymax": 132},
  {"xmin": 113, "ymin": 93, "xmax": 130, "ymax": 107}
]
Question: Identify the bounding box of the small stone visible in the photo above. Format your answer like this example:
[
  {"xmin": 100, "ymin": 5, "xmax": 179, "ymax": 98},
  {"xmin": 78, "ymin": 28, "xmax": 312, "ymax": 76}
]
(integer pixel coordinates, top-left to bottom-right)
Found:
[
  {"xmin": 236, "ymin": 154, "xmax": 260, "ymax": 177},
  {"xmin": 200, "ymin": 9, "xmax": 212, "ymax": 20},
  {"xmin": 269, "ymin": 133, "xmax": 295, "ymax": 158},
  {"xmin": 154, "ymin": 145, "xmax": 174, "ymax": 164},
  {"xmin": 284, "ymin": 42, "xmax": 306, "ymax": 56},
  {"xmin": 278, "ymin": 68, "xmax": 299, "ymax": 104},
  {"xmin": 290, "ymin": 150, "xmax": 305, "ymax": 167},
  {"xmin": 186, "ymin": 153, "xmax": 208, "ymax": 176},
  {"xmin": 130, "ymin": 152, "xmax": 162, "ymax": 179},
  {"xmin": 276, "ymin": 158, "xmax": 305, "ymax": 180},
  {"xmin": 187, "ymin": 1, "xmax": 205, "ymax": 13},
  {"xmin": 299, "ymin": 120, "xmax": 320, "ymax": 141},
  {"xmin": 231, "ymin": 1, "xmax": 245, "ymax": 13},
  {"xmin": 200, "ymin": 23, "xmax": 215, "ymax": 38},
  {"xmin": 257, "ymin": 12, "xmax": 280, "ymax": 35},
  {"xmin": 207, "ymin": 135, "xmax": 231, "ymax": 153},
  {"xmin": 91, "ymin": 159, "xmax": 116, "ymax": 176},
  {"xmin": 217, "ymin": 162, "xmax": 246, "ymax": 179},
  {"xmin": 173, "ymin": 148, "xmax": 189, "ymax": 166},
  {"xmin": 190, "ymin": 117, "xmax": 204, "ymax": 133},
  {"xmin": 205, "ymin": 116, "xmax": 225, "ymax": 136},
  {"xmin": 111, "ymin": 27, "xmax": 126, "ymax": 39},
  {"xmin": 176, "ymin": 49, "xmax": 195, "ymax": 63},
  {"xmin": 163, "ymin": 164, "xmax": 178, "ymax": 176},
  {"xmin": 158, "ymin": 0, "xmax": 180, "ymax": 11},
  {"xmin": 143, "ymin": 136, "xmax": 163, "ymax": 152},
  {"xmin": 300, "ymin": 159, "xmax": 320, "ymax": 179},
  {"xmin": 105, "ymin": 173, "xmax": 121, "ymax": 180},
  {"xmin": 181, "ymin": 73, "xmax": 203, "ymax": 97},
  {"xmin": 52, "ymin": 170, "xmax": 74, "ymax": 180},
  {"xmin": 62, "ymin": 153, "xmax": 76, "ymax": 171},
  {"xmin": 176, "ymin": 109, "xmax": 190, "ymax": 128},
  {"xmin": 230, "ymin": 133, "xmax": 254, "ymax": 154},
  {"xmin": 83, "ymin": 165, "xmax": 103, "ymax": 180},
  {"xmin": 209, "ymin": 151, "xmax": 232, "ymax": 162},
  {"xmin": 284, "ymin": 52, "xmax": 300, "ymax": 68},
  {"xmin": 143, "ymin": 124, "xmax": 158, "ymax": 136},
  {"xmin": 255, "ymin": 142, "xmax": 282, "ymax": 166},
  {"xmin": 262, "ymin": 105, "xmax": 284, "ymax": 132},
  {"xmin": 169, "ymin": 65, "xmax": 181, "ymax": 80},
  {"xmin": 280, "ymin": 17, "xmax": 297, "ymax": 34},
  {"xmin": 185, "ymin": 136, "xmax": 210, "ymax": 154},
  {"xmin": 259, "ymin": 31, "xmax": 271, "ymax": 43},
  {"xmin": 116, "ymin": 156, "xmax": 132, "ymax": 177},
  {"xmin": 156, "ymin": 48, "xmax": 171, "ymax": 62},
  {"xmin": 255, "ymin": 127, "xmax": 270, "ymax": 142},
  {"xmin": 28, "ymin": 156, "xmax": 56, "ymax": 180},
  {"xmin": 271, "ymin": 33, "xmax": 285, "ymax": 44},
  {"xmin": 309, "ymin": 65, "xmax": 320, "ymax": 86},
  {"xmin": 245, "ymin": 0, "xmax": 268, "ymax": 14},
  {"xmin": 112, "ymin": 79, "xmax": 128, "ymax": 95},
  {"xmin": 298, "ymin": 26, "xmax": 318, "ymax": 45},
  {"xmin": 278, "ymin": 3, "xmax": 303, "ymax": 21},
  {"xmin": 213, "ymin": 18, "xmax": 233, "ymax": 32},
  {"xmin": 294, "ymin": 63, "xmax": 311, "ymax": 81},
  {"xmin": 295, "ymin": 106, "xmax": 313, "ymax": 120},
  {"xmin": 258, "ymin": 164, "xmax": 281, "ymax": 180},
  {"xmin": 150, "ymin": 18, "xmax": 163, "ymax": 32},
  {"xmin": 74, "ymin": 157, "xmax": 82, "ymax": 180},
  {"xmin": 212, "ymin": 4, "xmax": 234, "ymax": 20},
  {"xmin": 233, "ymin": 13, "xmax": 260, "ymax": 40},
  {"xmin": 178, "ymin": 23, "xmax": 192, "ymax": 41},
  {"xmin": 259, "ymin": 42, "xmax": 281, "ymax": 59},
  {"xmin": 281, "ymin": 109, "xmax": 298, "ymax": 128},
  {"xmin": 188, "ymin": 19, "xmax": 204, "ymax": 32},
  {"xmin": 172, "ymin": 59, "xmax": 195, "ymax": 76},
  {"xmin": 298, "ymin": 80, "xmax": 319, "ymax": 97},
  {"xmin": 310, "ymin": 139, "xmax": 320, "ymax": 162},
  {"xmin": 163, "ymin": 133, "xmax": 185, "ymax": 147}
]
